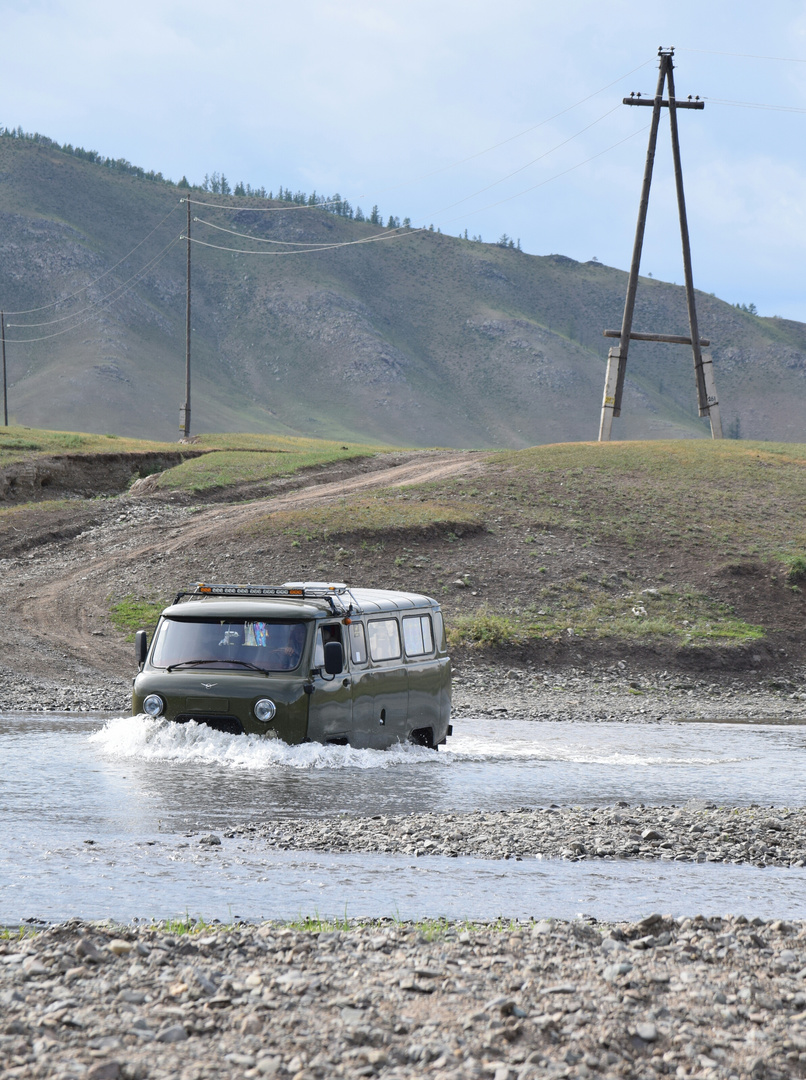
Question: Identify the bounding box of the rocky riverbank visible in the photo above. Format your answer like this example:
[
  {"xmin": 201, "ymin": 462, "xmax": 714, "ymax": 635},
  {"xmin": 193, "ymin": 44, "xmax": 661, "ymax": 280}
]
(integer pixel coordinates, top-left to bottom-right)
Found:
[
  {"xmin": 228, "ymin": 804, "xmax": 806, "ymax": 869},
  {"xmin": 2, "ymin": 917, "xmax": 805, "ymax": 1080},
  {"xmin": 449, "ymin": 662, "xmax": 806, "ymax": 725},
  {"xmin": 2, "ymin": 659, "xmax": 805, "ymax": 721}
]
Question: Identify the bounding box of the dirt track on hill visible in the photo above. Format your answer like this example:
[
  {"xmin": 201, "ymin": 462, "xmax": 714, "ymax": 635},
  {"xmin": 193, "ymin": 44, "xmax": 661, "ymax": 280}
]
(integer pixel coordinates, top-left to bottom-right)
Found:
[{"xmin": 0, "ymin": 451, "xmax": 482, "ymax": 693}]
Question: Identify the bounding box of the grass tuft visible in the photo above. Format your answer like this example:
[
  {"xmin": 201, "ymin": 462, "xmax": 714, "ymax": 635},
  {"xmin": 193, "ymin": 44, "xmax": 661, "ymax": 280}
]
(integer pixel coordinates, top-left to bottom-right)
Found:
[
  {"xmin": 785, "ymin": 554, "xmax": 806, "ymax": 586},
  {"xmin": 449, "ymin": 609, "xmax": 525, "ymax": 647},
  {"xmin": 109, "ymin": 595, "xmax": 166, "ymax": 641}
]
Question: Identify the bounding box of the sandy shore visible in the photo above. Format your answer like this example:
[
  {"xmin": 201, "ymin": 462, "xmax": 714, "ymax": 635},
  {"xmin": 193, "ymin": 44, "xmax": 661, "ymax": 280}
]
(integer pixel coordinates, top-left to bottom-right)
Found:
[{"xmin": 2, "ymin": 917, "xmax": 805, "ymax": 1080}]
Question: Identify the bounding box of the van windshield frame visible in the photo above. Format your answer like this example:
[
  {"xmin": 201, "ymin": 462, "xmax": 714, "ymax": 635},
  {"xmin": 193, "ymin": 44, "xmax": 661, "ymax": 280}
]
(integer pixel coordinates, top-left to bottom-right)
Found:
[{"xmin": 150, "ymin": 616, "xmax": 310, "ymax": 673}]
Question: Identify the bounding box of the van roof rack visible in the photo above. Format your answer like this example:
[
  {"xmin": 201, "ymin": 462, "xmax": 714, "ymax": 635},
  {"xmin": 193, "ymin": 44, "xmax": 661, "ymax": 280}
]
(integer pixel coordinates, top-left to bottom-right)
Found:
[{"xmin": 173, "ymin": 581, "xmax": 356, "ymax": 615}]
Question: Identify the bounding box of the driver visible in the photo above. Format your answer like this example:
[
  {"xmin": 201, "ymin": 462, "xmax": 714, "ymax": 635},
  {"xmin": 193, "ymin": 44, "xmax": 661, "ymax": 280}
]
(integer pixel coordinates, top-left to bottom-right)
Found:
[{"xmin": 274, "ymin": 623, "xmax": 307, "ymax": 670}]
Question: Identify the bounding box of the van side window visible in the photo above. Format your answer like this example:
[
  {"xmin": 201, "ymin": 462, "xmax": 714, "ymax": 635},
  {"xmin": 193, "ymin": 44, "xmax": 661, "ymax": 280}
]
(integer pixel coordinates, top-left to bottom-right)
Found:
[
  {"xmin": 314, "ymin": 623, "xmax": 343, "ymax": 668},
  {"xmin": 402, "ymin": 614, "xmax": 434, "ymax": 657},
  {"xmin": 367, "ymin": 618, "xmax": 402, "ymax": 661},
  {"xmin": 433, "ymin": 610, "xmax": 446, "ymax": 652},
  {"xmin": 348, "ymin": 622, "xmax": 367, "ymax": 664}
]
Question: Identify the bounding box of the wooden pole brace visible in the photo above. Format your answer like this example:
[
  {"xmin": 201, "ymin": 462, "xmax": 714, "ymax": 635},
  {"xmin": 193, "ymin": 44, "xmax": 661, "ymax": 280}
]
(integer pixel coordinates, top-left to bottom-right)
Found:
[{"xmin": 604, "ymin": 330, "xmax": 710, "ymax": 346}]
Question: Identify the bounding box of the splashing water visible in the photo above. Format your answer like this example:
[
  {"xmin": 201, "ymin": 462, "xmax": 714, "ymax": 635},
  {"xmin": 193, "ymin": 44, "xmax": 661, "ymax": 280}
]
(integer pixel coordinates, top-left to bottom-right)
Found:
[{"xmin": 90, "ymin": 714, "xmax": 443, "ymax": 771}]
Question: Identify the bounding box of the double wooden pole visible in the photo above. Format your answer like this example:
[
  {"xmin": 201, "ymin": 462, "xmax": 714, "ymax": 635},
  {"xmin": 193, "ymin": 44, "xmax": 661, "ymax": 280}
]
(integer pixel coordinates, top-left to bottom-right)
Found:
[{"xmin": 599, "ymin": 48, "xmax": 721, "ymax": 441}]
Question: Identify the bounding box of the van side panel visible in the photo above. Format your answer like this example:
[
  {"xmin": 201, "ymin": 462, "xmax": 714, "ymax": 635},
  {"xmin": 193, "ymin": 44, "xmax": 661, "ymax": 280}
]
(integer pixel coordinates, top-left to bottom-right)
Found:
[{"xmin": 407, "ymin": 655, "xmax": 450, "ymax": 742}]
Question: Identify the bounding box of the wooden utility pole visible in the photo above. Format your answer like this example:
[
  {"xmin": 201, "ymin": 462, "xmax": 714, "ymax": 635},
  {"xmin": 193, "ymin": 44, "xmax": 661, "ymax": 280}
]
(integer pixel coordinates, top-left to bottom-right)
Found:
[
  {"xmin": 181, "ymin": 197, "xmax": 191, "ymax": 438},
  {"xmin": 1, "ymin": 311, "xmax": 7, "ymax": 427},
  {"xmin": 599, "ymin": 47, "xmax": 722, "ymax": 441}
]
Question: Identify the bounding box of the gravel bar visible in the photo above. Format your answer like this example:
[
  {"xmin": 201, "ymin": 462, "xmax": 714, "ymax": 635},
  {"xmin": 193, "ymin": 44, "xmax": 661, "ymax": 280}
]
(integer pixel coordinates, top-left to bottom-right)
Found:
[
  {"xmin": 229, "ymin": 804, "xmax": 806, "ymax": 869},
  {"xmin": 2, "ymin": 917, "xmax": 806, "ymax": 1080}
]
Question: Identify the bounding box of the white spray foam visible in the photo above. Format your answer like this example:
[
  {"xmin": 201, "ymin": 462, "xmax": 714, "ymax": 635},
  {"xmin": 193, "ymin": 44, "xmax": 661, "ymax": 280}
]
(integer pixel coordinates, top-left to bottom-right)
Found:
[
  {"xmin": 447, "ymin": 733, "xmax": 745, "ymax": 766},
  {"xmin": 90, "ymin": 715, "xmax": 445, "ymax": 771}
]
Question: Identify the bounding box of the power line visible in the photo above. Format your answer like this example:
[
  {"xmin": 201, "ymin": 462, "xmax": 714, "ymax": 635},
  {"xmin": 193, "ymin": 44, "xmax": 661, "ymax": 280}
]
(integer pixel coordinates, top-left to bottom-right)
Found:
[
  {"xmin": 363, "ymin": 59, "xmax": 656, "ymax": 198},
  {"xmin": 186, "ymin": 60, "xmax": 655, "ymax": 218},
  {"xmin": 184, "ymin": 122, "xmax": 650, "ymax": 257},
  {"xmin": 183, "ymin": 196, "xmax": 343, "ymax": 213},
  {"xmin": 8, "ymin": 232, "xmax": 184, "ymax": 328},
  {"xmin": 184, "ymin": 225, "xmax": 421, "ymax": 257},
  {"xmin": 416, "ymin": 104, "xmax": 622, "ymax": 220},
  {"xmin": 193, "ymin": 218, "xmax": 356, "ymax": 246},
  {"xmin": 191, "ymin": 104, "xmax": 625, "ymax": 255},
  {"xmin": 4, "ymin": 201, "xmax": 183, "ymax": 316},
  {"xmin": 438, "ymin": 123, "xmax": 651, "ymax": 226},
  {"xmin": 704, "ymin": 96, "xmax": 806, "ymax": 115},
  {"xmin": 678, "ymin": 47, "xmax": 806, "ymax": 64},
  {"xmin": 5, "ymin": 235, "xmax": 182, "ymax": 343}
]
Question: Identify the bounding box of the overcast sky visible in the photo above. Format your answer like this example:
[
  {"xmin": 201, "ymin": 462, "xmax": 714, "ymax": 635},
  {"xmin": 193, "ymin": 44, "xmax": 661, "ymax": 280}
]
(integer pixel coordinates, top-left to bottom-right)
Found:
[{"xmin": 5, "ymin": 1, "xmax": 806, "ymax": 319}]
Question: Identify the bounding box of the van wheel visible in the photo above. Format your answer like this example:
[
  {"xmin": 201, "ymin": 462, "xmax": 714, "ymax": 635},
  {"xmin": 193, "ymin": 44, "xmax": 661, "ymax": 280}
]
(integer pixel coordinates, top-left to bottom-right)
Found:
[{"xmin": 410, "ymin": 727, "xmax": 436, "ymax": 750}]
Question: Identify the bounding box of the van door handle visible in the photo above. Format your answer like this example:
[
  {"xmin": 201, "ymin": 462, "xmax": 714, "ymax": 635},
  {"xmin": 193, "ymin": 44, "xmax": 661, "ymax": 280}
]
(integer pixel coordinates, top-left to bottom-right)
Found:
[{"xmin": 342, "ymin": 678, "xmax": 351, "ymax": 687}]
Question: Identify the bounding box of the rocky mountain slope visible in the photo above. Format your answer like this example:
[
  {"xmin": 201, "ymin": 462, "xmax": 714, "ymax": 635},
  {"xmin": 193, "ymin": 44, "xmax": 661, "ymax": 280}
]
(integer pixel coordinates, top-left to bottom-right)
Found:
[{"xmin": 1, "ymin": 134, "xmax": 804, "ymax": 445}]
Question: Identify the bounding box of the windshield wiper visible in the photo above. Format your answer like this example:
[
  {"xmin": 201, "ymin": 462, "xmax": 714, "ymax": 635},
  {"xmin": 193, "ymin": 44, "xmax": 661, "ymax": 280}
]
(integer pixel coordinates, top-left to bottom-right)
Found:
[{"xmin": 166, "ymin": 659, "xmax": 268, "ymax": 673}]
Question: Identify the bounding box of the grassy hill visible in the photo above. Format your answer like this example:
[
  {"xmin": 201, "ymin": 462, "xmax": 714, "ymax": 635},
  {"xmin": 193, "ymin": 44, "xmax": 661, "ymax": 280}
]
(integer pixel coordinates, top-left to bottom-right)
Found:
[
  {"xmin": 1, "ymin": 133, "xmax": 805, "ymax": 446},
  {"xmin": 2, "ymin": 430, "xmax": 804, "ymax": 671},
  {"xmin": 224, "ymin": 438, "xmax": 806, "ymax": 662}
]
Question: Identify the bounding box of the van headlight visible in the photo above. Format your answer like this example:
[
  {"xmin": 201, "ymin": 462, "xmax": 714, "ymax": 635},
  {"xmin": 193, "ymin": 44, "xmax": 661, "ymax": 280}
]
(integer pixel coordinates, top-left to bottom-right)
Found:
[
  {"xmin": 143, "ymin": 694, "xmax": 165, "ymax": 717},
  {"xmin": 254, "ymin": 698, "xmax": 276, "ymax": 722}
]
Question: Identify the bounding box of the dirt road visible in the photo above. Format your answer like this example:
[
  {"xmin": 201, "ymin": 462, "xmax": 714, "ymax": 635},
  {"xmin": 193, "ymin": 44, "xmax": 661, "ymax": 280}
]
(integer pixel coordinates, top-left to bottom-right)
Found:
[{"xmin": 0, "ymin": 452, "xmax": 481, "ymax": 696}]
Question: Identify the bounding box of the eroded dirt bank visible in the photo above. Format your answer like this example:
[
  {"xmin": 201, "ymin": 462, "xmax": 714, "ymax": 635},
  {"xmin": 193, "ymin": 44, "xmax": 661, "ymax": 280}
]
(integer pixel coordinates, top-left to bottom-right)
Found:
[
  {"xmin": 0, "ymin": 452, "xmax": 207, "ymax": 502},
  {"xmin": 2, "ymin": 917, "xmax": 806, "ymax": 1080}
]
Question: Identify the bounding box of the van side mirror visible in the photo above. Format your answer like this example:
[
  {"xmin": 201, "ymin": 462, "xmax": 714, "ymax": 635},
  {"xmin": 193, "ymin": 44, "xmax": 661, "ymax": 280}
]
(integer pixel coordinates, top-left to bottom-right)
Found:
[
  {"xmin": 135, "ymin": 630, "xmax": 148, "ymax": 668},
  {"xmin": 323, "ymin": 640, "xmax": 344, "ymax": 676}
]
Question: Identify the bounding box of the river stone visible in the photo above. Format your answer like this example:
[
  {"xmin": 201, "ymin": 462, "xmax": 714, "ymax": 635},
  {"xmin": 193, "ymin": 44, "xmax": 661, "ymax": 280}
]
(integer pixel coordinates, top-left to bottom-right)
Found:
[
  {"xmin": 603, "ymin": 962, "xmax": 633, "ymax": 981},
  {"xmin": 601, "ymin": 937, "xmax": 629, "ymax": 953},
  {"xmin": 76, "ymin": 938, "xmax": 104, "ymax": 963},
  {"xmin": 108, "ymin": 939, "xmax": 134, "ymax": 956},
  {"xmin": 119, "ymin": 990, "xmax": 147, "ymax": 1004},
  {"xmin": 256, "ymin": 1058, "xmax": 281, "ymax": 1076},
  {"xmin": 635, "ymin": 1022, "xmax": 658, "ymax": 1042},
  {"xmin": 156, "ymin": 1024, "xmax": 188, "ymax": 1043},
  {"xmin": 87, "ymin": 1063, "xmax": 121, "ymax": 1080}
]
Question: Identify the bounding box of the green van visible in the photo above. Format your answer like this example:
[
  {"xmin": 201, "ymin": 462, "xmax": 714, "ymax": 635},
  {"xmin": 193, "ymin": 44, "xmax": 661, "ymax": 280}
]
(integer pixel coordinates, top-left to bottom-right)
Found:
[{"xmin": 131, "ymin": 581, "xmax": 452, "ymax": 749}]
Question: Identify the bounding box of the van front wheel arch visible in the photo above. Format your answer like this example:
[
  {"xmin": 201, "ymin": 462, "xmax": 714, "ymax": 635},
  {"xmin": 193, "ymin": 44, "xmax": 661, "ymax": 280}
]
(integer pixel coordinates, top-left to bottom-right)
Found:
[{"xmin": 410, "ymin": 726, "xmax": 436, "ymax": 750}]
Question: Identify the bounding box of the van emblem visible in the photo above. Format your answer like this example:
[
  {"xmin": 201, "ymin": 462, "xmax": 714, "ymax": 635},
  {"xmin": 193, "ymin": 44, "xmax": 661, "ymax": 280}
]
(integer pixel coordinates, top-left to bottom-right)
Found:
[{"xmin": 201, "ymin": 683, "xmax": 217, "ymax": 689}]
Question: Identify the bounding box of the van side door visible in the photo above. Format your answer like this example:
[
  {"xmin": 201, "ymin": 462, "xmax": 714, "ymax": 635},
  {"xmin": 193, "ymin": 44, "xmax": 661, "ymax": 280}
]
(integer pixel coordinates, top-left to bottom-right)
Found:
[
  {"xmin": 351, "ymin": 616, "xmax": 408, "ymax": 749},
  {"xmin": 305, "ymin": 621, "xmax": 353, "ymax": 745}
]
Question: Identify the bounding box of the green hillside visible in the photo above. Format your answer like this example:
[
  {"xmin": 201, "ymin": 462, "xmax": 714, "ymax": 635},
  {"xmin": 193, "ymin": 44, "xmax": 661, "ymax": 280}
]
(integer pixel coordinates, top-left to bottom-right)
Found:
[{"xmin": 0, "ymin": 132, "xmax": 804, "ymax": 446}]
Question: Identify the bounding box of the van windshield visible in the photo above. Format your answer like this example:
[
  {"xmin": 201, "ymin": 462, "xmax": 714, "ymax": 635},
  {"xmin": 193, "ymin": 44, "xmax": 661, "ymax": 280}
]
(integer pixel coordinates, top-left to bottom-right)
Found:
[{"xmin": 151, "ymin": 617, "xmax": 309, "ymax": 672}]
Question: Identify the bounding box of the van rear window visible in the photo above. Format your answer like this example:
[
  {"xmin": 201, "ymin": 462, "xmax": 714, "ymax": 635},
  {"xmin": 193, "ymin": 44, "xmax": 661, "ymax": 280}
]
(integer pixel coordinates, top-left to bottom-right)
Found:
[
  {"xmin": 367, "ymin": 618, "xmax": 402, "ymax": 661},
  {"xmin": 402, "ymin": 614, "xmax": 434, "ymax": 657}
]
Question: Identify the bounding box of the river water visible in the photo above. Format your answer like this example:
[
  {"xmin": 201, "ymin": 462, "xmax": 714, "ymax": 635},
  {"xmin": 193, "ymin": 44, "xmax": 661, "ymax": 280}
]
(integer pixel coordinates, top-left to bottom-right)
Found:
[{"xmin": 2, "ymin": 713, "xmax": 805, "ymax": 924}]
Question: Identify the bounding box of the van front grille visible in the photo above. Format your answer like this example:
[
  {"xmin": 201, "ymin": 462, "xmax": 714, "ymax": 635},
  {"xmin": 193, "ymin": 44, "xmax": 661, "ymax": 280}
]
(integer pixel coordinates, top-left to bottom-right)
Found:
[{"xmin": 174, "ymin": 714, "xmax": 244, "ymax": 735}]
